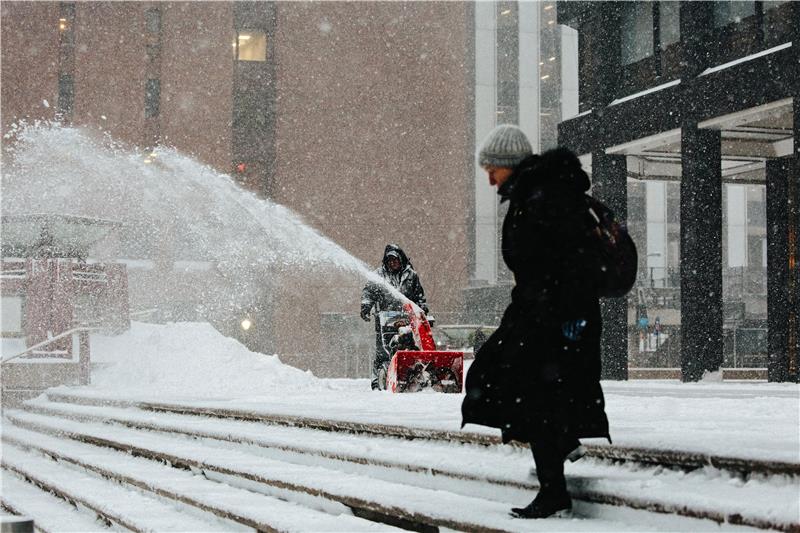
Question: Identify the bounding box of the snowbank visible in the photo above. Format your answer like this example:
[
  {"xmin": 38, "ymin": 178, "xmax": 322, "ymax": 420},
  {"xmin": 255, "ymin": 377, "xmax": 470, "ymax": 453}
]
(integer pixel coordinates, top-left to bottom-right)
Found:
[{"xmin": 89, "ymin": 321, "xmax": 319, "ymax": 399}]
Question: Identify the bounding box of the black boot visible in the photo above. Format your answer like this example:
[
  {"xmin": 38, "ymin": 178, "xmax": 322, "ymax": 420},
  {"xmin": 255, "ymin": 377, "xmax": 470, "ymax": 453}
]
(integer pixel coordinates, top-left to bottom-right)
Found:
[
  {"xmin": 513, "ymin": 437, "xmax": 571, "ymax": 518},
  {"xmin": 511, "ymin": 491, "xmax": 572, "ymax": 519}
]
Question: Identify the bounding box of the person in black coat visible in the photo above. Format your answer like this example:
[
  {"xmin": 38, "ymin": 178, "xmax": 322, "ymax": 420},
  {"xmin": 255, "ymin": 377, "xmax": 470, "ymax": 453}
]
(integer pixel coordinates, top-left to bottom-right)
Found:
[
  {"xmin": 461, "ymin": 125, "xmax": 609, "ymax": 519},
  {"xmin": 361, "ymin": 244, "xmax": 429, "ymax": 390}
]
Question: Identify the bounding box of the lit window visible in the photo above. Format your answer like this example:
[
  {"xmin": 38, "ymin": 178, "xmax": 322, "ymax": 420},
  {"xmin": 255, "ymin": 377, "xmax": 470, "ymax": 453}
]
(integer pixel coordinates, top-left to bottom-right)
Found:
[{"xmin": 235, "ymin": 31, "xmax": 267, "ymax": 62}]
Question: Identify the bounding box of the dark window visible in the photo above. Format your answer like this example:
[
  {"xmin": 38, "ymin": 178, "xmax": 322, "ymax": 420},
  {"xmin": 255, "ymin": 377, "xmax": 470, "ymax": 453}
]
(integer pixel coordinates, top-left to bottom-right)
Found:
[
  {"xmin": 145, "ymin": 8, "xmax": 161, "ymax": 34},
  {"xmin": 146, "ymin": 44, "xmax": 161, "ymax": 63},
  {"xmin": 58, "ymin": 74, "xmax": 74, "ymax": 115},
  {"xmin": 621, "ymin": 2, "xmax": 654, "ymax": 65},
  {"xmin": 495, "ymin": 1, "xmax": 519, "ymax": 125},
  {"xmin": 763, "ymin": 0, "xmax": 790, "ymax": 11},
  {"xmin": 145, "ymin": 79, "xmax": 160, "ymax": 118},
  {"xmin": 763, "ymin": 0, "xmax": 793, "ymax": 46}
]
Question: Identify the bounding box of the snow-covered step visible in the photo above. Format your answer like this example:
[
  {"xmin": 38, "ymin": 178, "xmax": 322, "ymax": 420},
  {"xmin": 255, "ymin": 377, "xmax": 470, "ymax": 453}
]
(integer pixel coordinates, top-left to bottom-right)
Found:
[
  {"xmin": 15, "ymin": 399, "xmax": 800, "ymax": 533},
  {"xmin": 4, "ymin": 410, "xmax": 777, "ymax": 532},
  {"xmin": 22, "ymin": 398, "xmax": 534, "ymax": 488},
  {"xmin": 2, "ymin": 414, "xmax": 656, "ymax": 533},
  {"xmin": 2, "ymin": 424, "xmax": 400, "ymax": 533},
  {"xmin": 42, "ymin": 390, "xmax": 800, "ymax": 477},
  {"xmin": 1, "ymin": 472, "xmax": 117, "ymax": 533},
  {"xmin": 2, "ymin": 444, "xmax": 234, "ymax": 532}
]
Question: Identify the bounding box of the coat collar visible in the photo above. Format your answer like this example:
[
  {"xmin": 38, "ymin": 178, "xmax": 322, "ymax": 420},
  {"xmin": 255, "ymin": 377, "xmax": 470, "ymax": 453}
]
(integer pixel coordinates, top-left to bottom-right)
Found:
[{"xmin": 497, "ymin": 155, "xmax": 540, "ymax": 203}]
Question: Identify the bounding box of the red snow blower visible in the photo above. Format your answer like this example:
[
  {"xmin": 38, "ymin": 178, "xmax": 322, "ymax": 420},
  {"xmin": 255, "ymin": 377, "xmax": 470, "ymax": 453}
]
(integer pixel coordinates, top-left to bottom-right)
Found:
[{"xmin": 381, "ymin": 302, "xmax": 463, "ymax": 393}]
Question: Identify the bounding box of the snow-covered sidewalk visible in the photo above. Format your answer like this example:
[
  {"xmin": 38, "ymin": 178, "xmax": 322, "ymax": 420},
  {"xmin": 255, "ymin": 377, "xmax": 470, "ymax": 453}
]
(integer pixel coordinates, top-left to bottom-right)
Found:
[{"xmin": 68, "ymin": 322, "xmax": 800, "ymax": 464}]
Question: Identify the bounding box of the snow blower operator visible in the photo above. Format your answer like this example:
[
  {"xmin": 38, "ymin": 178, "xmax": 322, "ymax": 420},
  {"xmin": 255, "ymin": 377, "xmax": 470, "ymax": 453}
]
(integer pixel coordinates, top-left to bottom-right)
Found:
[{"xmin": 360, "ymin": 244, "xmax": 429, "ymax": 391}]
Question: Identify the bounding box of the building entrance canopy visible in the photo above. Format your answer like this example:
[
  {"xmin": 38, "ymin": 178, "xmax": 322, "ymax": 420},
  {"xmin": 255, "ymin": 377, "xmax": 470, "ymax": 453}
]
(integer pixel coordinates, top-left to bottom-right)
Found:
[{"xmin": 605, "ymin": 98, "xmax": 794, "ymax": 185}]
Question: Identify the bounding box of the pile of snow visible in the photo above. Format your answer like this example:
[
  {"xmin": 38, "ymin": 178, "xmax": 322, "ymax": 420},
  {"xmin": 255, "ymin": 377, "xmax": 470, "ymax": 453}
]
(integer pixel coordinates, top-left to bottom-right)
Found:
[{"xmin": 89, "ymin": 321, "xmax": 319, "ymax": 400}]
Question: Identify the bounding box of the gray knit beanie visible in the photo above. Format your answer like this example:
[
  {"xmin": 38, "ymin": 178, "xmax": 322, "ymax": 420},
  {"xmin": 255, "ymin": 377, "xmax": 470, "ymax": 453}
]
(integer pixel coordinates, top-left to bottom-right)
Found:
[{"xmin": 477, "ymin": 124, "xmax": 533, "ymax": 169}]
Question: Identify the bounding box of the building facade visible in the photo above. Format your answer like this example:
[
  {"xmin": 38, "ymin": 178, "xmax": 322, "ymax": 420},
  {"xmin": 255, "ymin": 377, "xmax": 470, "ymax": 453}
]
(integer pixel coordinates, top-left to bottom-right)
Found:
[
  {"xmin": 466, "ymin": 0, "xmax": 569, "ymax": 322},
  {"xmin": 557, "ymin": 1, "xmax": 799, "ymax": 382},
  {"xmin": 1, "ymin": 1, "xmax": 476, "ymax": 377}
]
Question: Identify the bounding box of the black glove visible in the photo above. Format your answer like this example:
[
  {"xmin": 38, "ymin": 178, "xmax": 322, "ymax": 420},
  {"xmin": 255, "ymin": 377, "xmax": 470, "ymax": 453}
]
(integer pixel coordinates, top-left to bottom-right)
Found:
[{"xmin": 360, "ymin": 304, "xmax": 372, "ymax": 322}]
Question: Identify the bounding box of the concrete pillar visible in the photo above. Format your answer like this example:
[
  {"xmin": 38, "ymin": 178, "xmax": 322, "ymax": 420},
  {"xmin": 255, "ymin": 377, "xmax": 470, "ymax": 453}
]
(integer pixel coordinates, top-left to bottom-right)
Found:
[
  {"xmin": 766, "ymin": 157, "xmax": 798, "ymax": 381},
  {"xmin": 793, "ymin": 100, "xmax": 800, "ymax": 382},
  {"xmin": 592, "ymin": 151, "xmax": 629, "ymax": 380},
  {"xmin": 680, "ymin": 126, "xmax": 723, "ymax": 382},
  {"xmin": 793, "ymin": 96, "xmax": 800, "ymax": 381}
]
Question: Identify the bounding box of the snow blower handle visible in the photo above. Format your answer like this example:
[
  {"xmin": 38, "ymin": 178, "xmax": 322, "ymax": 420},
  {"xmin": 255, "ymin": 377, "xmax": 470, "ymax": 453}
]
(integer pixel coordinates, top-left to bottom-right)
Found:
[{"xmin": 402, "ymin": 302, "xmax": 436, "ymax": 351}]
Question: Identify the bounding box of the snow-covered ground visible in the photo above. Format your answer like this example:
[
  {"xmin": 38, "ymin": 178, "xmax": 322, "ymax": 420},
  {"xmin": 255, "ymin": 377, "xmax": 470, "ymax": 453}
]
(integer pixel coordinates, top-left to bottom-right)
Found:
[
  {"xmin": 81, "ymin": 321, "xmax": 800, "ymax": 463},
  {"xmin": 5, "ymin": 321, "xmax": 799, "ymax": 531}
]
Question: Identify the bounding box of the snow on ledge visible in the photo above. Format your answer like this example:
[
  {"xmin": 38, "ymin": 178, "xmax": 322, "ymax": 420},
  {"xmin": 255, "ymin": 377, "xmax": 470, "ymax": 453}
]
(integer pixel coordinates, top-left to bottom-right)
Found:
[
  {"xmin": 609, "ymin": 79, "xmax": 682, "ymax": 107},
  {"xmin": 700, "ymin": 42, "xmax": 792, "ymax": 77}
]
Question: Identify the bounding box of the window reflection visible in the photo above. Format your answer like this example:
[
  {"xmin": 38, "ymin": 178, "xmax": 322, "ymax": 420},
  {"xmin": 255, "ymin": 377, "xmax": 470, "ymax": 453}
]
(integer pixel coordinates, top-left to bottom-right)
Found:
[
  {"xmin": 621, "ymin": 2, "xmax": 653, "ymax": 65},
  {"xmin": 659, "ymin": 1, "xmax": 680, "ymax": 49},
  {"xmin": 763, "ymin": 0, "xmax": 790, "ymax": 11},
  {"xmin": 713, "ymin": 1, "xmax": 755, "ymax": 27}
]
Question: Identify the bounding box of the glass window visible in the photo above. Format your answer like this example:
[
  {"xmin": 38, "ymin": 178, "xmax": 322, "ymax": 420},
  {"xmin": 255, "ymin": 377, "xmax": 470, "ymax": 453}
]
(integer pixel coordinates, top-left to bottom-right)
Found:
[
  {"xmin": 145, "ymin": 79, "xmax": 160, "ymax": 118},
  {"xmin": 747, "ymin": 235, "xmax": 763, "ymax": 268},
  {"xmin": 235, "ymin": 31, "xmax": 267, "ymax": 62},
  {"xmin": 146, "ymin": 44, "xmax": 160, "ymax": 63},
  {"xmin": 58, "ymin": 74, "xmax": 74, "ymax": 115},
  {"xmin": 763, "ymin": 0, "xmax": 790, "ymax": 12},
  {"xmin": 727, "ymin": 184, "xmax": 747, "ymax": 267},
  {"xmin": 659, "ymin": 1, "xmax": 680, "ymax": 49},
  {"xmin": 713, "ymin": 1, "xmax": 755, "ymax": 27},
  {"xmin": 495, "ymin": 2, "xmax": 518, "ymax": 124},
  {"xmin": 621, "ymin": 2, "xmax": 654, "ymax": 65},
  {"xmin": 746, "ymin": 185, "xmax": 766, "ymax": 227},
  {"xmin": 666, "ymin": 184, "xmax": 680, "ymax": 224},
  {"xmin": 1, "ymin": 296, "xmax": 23, "ymax": 335}
]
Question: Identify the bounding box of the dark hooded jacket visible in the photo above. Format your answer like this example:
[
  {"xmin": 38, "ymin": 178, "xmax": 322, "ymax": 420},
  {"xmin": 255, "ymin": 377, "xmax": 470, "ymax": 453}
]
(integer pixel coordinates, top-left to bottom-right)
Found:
[
  {"xmin": 461, "ymin": 148, "xmax": 610, "ymax": 444},
  {"xmin": 361, "ymin": 244, "xmax": 428, "ymax": 315}
]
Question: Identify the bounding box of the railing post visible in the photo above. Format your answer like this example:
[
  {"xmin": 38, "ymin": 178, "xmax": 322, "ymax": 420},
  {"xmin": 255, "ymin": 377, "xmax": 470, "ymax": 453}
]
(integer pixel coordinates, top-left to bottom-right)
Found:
[{"xmin": 0, "ymin": 516, "xmax": 34, "ymax": 533}]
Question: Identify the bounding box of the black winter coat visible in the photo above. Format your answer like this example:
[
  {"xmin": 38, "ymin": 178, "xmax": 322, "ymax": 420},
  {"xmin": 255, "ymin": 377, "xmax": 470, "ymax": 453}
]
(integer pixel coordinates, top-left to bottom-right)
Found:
[
  {"xmin": 361, "ymin": 244, "xmax": 428, "ymax": 315},
  {"xmin": 461, "ymin": 149, "xmax": 610, "ymax": 444}
]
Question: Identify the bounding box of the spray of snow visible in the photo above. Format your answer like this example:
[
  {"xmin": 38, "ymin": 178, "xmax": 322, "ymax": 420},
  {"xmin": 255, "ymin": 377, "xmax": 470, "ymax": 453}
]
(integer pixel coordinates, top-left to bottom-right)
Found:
[{"xmin": 1, "ymin": 122, "xmax": 409, "ymax": 306}]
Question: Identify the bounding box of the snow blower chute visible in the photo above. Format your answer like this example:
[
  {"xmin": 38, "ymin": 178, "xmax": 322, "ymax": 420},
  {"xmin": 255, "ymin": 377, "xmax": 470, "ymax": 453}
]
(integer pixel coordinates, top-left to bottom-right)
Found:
[{"xmin": 382, "ymin": 302, "xmax": 463, "ymax": 393}]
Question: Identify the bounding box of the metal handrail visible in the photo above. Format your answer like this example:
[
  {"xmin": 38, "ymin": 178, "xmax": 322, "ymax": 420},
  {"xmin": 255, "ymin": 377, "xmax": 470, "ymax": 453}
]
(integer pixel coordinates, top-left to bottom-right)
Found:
[{"xmin": 1, "ymin": 326, "xmax": 99, "ymax": 365}]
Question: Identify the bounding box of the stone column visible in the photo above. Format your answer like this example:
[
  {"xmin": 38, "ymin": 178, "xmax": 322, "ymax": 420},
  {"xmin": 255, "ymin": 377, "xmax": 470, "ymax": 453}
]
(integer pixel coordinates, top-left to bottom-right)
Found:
[
  {"xmin": 793, "ymin": 96, "xmax": 800, "ymax": 381},
  {"xmin": 592, "ymin": 151, "xmax": 629, "ymax": 380},
  {"xmin": 766, "ymin": 157, "xmax": 798, "ymax": 381},
  {"xmin": 680, "ymin": 126, "xmax": 723, "ymax": 382}
]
